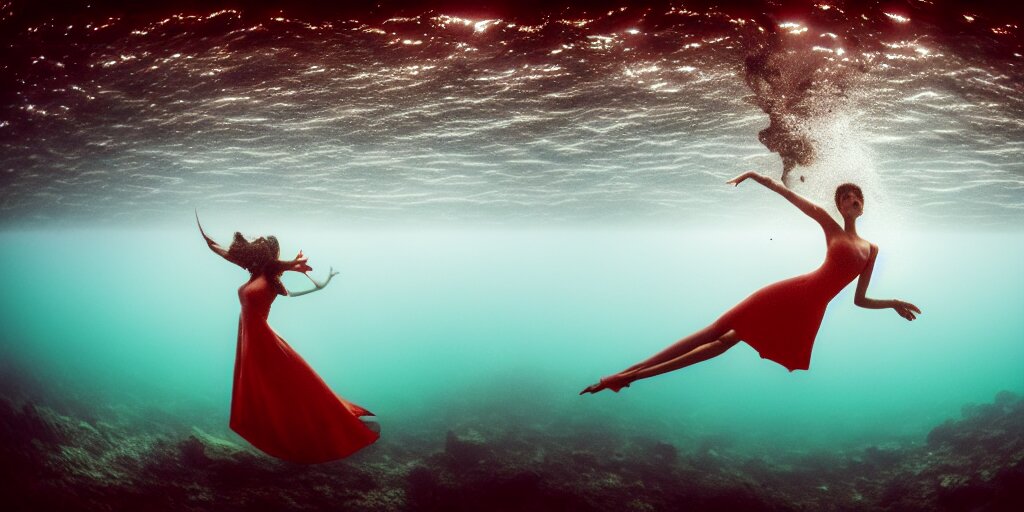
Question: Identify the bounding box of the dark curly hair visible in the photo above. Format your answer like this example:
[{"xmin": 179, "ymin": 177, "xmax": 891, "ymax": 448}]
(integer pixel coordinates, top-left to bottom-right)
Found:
[
  {"xmin": 834, "ymin": 183, "xmax": 863, "ymax": 209},
  {"xmin": 228, "ymin": 233, "xmax": 287, "ymax": 295}
]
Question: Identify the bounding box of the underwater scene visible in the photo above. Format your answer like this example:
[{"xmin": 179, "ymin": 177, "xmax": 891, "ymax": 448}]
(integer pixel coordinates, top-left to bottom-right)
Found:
[{"xmin": 1, "ymin": 1, "xmax": 1022, "ymax": 510}]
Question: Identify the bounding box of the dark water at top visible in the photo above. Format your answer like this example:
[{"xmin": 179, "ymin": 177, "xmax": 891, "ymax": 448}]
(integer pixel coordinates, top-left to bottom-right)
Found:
[{"xmin": 1, "ymin": 0, "xmax": 1022, "ymax": 227}]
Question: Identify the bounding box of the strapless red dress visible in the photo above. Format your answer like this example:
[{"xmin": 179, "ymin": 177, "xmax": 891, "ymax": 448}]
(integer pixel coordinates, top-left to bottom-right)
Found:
[
  {"xmin": 716, "ymin": 239, "xmax": 870, "ymax": 372},
  {"xmin": 229, "ymin": 275, "xmax": 379, "ymax": 463}
]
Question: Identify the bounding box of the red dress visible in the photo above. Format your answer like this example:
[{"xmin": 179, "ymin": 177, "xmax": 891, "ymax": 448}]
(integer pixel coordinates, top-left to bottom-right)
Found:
[
  {"xmin": 716, "ymin": 239, "xmax": 870, "ymax": 372},
  {"xmin": 229, "ymin": 275, "xmax": 379, "ymax": 463}
]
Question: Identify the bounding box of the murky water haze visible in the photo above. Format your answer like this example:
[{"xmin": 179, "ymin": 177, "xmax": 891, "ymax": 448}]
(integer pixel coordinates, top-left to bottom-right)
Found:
[{"xmin": 1, "ymin": 222, "xmax": 1021, "ymax": 456}]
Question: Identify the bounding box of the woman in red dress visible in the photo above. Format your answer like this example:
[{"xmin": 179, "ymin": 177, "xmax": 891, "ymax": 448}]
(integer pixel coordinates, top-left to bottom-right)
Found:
[
  {"xmin": 582, "ymin": 172, "xmax": 921, "ymax": 394},
  {"xmin": 198, "ymin": 215, "xmax": 379, "ymax": 463}
]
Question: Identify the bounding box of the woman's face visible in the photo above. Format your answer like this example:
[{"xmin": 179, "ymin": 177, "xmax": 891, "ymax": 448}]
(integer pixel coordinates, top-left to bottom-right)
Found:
[{"xmin": 837, "ymin": 190, "xmax": 864, "ymax": 219}]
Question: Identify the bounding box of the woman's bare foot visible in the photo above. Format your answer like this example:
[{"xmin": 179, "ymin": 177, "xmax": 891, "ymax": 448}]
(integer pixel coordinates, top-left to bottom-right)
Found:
[{"xmin": 579, "ymin": 374, "xmax": 633, "ymax": 395}]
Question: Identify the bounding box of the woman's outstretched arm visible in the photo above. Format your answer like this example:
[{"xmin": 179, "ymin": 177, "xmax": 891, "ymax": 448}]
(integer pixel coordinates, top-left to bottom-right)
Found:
[
  {"xmin": 196, "ymin": 210, "xmax": 245, "ymax": 268},
  {"xmin": 853, "ymin": 244, "xmax": 921, "ymax": 320},
  {"xmin": 727, "ymin": 171, "xmax": 841, "ymax": 233},
  {"xmin": 288, "ymin": 267, "xmax": 339, "ymax": 297}
]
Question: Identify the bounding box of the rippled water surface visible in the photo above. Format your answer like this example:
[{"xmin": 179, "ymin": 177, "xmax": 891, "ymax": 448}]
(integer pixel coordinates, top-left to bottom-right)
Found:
[{"xmin": 2, "ymin": 0, "xmax": 1022, "ymax": 226}]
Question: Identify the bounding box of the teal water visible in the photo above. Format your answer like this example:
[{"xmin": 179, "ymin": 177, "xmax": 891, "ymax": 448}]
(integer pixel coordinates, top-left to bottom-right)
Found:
[{"xmin": 2, "ymin": 217, "xmax": 1021, "ymax": 454}]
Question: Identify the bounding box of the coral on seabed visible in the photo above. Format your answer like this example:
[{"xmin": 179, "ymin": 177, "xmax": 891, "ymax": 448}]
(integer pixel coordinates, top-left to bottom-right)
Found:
[{"xmin": 1, "ymin": 391, "xmax": 1022, "ymax": 511}]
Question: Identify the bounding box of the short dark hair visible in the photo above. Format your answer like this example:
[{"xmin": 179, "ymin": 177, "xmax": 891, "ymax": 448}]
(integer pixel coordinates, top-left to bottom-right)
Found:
[{"xmin": 834, "ymin": 183, "xmax": 863, "ymax": 209}]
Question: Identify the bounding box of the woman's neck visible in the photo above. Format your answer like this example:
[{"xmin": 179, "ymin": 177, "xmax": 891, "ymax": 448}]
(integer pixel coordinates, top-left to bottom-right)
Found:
[{"xmin": 843, "ymin": 217, "xmax": 859, "ymax": 236}]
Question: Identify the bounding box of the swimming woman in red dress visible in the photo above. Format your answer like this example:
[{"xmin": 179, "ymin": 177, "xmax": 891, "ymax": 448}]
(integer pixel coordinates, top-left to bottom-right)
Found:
[
  {"xmin": 197, "ymin": 215, "xmax": 379, "ymax": 463},
  {"xmin": 581, "ymin": 172, "xmax": 921, "ymax": 394}
]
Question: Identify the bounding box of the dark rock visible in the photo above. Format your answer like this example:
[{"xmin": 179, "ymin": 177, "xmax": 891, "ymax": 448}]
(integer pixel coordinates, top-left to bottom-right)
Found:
[
  {"xmin": 651, "ymin": 441, "xmax": 677, "ymax": 465},
  {"xmin": 406, "ymin": 462, "xmax": 587, "ymax": 512},
  {"xmin": 991, "ymin": 460, "xmax": 1024, "ymax": 511},
  {"xmin": 885, "ymin": 391, "xmax": 1024, "ymax": 512},
  {"xmin": 863, "ymin": 445, "xmax": 903, "ymax": 467},
  {"xmin": 926, "ymin": 419, "xmax": 958, "ymax": 447},
  {"xmin": 685, "ymin": 487, "xmax": 780, "ymax": 512},
  {"xmin": 179, "ymin": 436, "xmax": 210, "ymax": 466},
  {"xmin": 178, "ymin": 427, "xmax": 246, "ymax": 468},
  {"xmin": 570, "ymin": 450, "xmax": 599, "ymax": 467},
  {"xmin": 0, "ymin": 400, "xmax": 63, "ymax": 446},
  {"xmin": 935, "ymin": 474, "xmax": 993, "ymax": 511},
  {"xmin": 993, "ymin": 390, "xmax": 1018, "ymax": 407},
  {"xmin": 406, "ymin": 465, "xmax": 444, "ymax": 507},
  {"xmin": 444, "ymin": 429, "xmax": 492, "ymax": 467}
]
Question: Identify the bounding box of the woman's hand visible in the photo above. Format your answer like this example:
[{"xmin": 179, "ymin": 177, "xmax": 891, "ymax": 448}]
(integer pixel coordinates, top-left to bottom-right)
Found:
[
  {"xmin": 726, "ymin": 171, "xmax": 763, "ymax": 187},
  {"xmin": 282, "ymin": 250, "xmax": 312, "ymax": 273},
  {"xmin": 306, "ymin": 266, "xmax": 339, "ymax": 289},
  {"xmin": 319, "ymin": 267, "xmax": 339, "ymax": 288},
  {"xmin": 196, "ymin": 210, "xmax": 219, "ymax": 248},
  {"xmin": 892, "ymin": 300, "xmax": 921, "ymax": 321}
]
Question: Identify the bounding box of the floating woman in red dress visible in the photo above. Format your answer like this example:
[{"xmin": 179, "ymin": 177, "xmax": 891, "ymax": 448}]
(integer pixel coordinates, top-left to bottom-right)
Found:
[
  {"xmin": 582, "ymin": 172, "xmax": 921, "ymax": 394},
  {"xmin": 197, "ymin": 215, "xmax": 379, "ymax": 463}
]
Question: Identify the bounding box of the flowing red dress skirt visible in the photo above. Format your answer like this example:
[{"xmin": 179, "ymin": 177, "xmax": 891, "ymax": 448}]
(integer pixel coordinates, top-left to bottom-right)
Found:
[
  {"xmin": 229, "ymin": 275, "xmax": 378, "ymax": 463},
  {"xmin": 715, "ymin": 240, "xmax": 869, "ymax": 372}
]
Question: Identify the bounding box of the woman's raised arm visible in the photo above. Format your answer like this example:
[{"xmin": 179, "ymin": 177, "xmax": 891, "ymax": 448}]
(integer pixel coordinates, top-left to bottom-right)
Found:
[
  {"xmin": 196, "ymin": 211, "xmax": 245, "ymax": 268},
  {"xmin": 727, "ymin": 171, "xmax": 841, "ymax": 233}
]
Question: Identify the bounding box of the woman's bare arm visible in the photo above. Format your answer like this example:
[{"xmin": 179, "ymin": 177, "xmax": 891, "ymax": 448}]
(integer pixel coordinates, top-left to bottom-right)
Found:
[
  {"xmin": 288, "ymin": 267, "xmax": 339, "ymax": 297},
  {"xmin": 196, "ymin": 210, "xmax": 245, "ymax": 268},
  {"xmin": 727, "ymin": 171, "xmax": 841, "ymax": 233},
  {"xmin": 854, "ymin": 244, "xmax": 921, "ymax": 320}
]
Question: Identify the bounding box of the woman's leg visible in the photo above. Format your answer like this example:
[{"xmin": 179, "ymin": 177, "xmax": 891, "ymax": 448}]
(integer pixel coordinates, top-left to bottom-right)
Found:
[
  {"xmin": 620, "ymin": 322, "xmax": 732, "ymax": 374},
  {"xmin": 581, "ymin": 326, "xmax": 738, "ymax": 394},
  {"xmin": 621, "ymin": 330, "xmax": 741, "ymax": 383}
]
